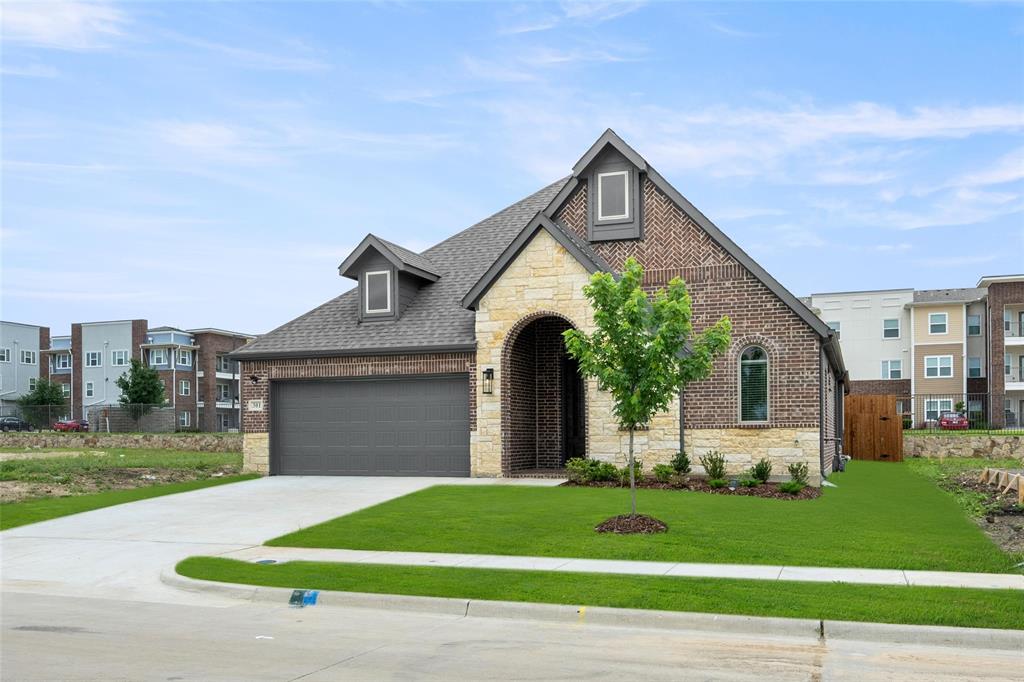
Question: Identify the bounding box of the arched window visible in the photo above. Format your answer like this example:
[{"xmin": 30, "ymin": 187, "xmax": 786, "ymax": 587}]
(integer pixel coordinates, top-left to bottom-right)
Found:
[{"xmin": 739, "ymin": 346, "xmax": 768, "ymax": 423}]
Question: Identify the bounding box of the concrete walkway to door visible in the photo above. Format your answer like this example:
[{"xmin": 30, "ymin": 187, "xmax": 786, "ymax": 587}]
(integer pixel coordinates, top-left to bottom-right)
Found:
[
  {"xmin": 0, "ymin": 476, "xmax": 562, "ymax": 605},
  {"xmin": 210, "ymin": 545, "xmax": 1024, "ymax": 591}
]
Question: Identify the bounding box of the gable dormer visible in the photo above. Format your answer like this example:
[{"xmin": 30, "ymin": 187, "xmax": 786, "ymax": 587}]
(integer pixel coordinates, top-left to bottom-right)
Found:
[
  {"xmin": 571, "ymin": 129, "xmax": 647, "ymax": 242},
  {"xmin": 338, "ymin": 234, "xmax": 440, "ymax": 321}
]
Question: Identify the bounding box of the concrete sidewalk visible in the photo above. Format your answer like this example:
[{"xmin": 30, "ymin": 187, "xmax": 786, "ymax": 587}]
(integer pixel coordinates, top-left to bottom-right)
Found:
[{"xmin": 216, "ymin": 545, "xmax": 1024, "ymax": 590}]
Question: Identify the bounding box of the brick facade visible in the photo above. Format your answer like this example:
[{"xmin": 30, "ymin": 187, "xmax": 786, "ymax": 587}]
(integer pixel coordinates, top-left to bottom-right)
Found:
[
  {"xmin": 557, "ymin": 180, "xmax": 824, "ymax": 431},
  {"xmin": 849, "ymin": 379, "xmax": 911, "ymax": 396},
  {"xmin": 193, "ymin": 331, "xmax": 249, "ymax": 432},
  {"xmin": 987, "ymin": 281, "xmax": 1024, "ymax": 428}
]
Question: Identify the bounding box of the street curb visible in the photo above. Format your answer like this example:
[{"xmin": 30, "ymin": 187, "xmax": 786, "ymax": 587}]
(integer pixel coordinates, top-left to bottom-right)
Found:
[{"xmin": 162, "ymin": 569, "xmax": 1024, "ymax": 651}]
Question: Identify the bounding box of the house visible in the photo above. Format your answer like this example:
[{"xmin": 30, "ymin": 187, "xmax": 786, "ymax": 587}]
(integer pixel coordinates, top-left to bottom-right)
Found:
[
  {"xmin": 233, "ymin": 131, "xmax": 847, "ymax": 484},
  {"xmin": 9, "ymin": 319, "xmax": 253, "ymax": 431},
  {"xmin": 806, "ymin": 275, "xmax": 1024, "ymax": 428}
]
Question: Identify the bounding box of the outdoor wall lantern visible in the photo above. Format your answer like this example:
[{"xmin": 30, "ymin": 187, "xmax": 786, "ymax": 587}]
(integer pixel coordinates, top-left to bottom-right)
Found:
[
  {"xmin": 248, "ymin": 374, "xmax": 260, "ymax": 385},
  {"xmin": 482, "ymin": 368, "xmax": 494, "ymax": 394}
]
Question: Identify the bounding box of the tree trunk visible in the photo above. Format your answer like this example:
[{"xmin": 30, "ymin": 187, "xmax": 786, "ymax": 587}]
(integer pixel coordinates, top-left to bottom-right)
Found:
[{"xmin": 628, "ymin": 427, "xmax": 636, "ymax": 516}]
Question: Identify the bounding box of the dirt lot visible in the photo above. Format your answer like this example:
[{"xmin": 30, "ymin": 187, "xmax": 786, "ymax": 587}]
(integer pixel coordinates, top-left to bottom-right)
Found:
[
  {"xmin": 0, "ymin": 448, "xmax": 242, "ymax": 503},
  {"xmin": 954, "ymin": 471, "xmax": 1024, "ymax": 555}
]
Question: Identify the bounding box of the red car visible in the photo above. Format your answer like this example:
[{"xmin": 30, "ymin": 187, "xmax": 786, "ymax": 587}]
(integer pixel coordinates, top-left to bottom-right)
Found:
[
  {"xmin": 938, "ymin": 411, "xmax": 969, "ymax": 430},
  {"xmin": 53, "ymin": 419, "xmax": 89, "ymax": 432}
]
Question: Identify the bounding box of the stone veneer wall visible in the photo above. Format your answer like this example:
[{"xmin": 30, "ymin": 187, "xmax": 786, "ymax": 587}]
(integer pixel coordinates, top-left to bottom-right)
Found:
[
  {"xmin": 0, "ymin": 431, "xmax": 242, "ymax": 452},
  {"xmin": 905, "ymin": 435, "xmax": 1024, "ymax": 459}
]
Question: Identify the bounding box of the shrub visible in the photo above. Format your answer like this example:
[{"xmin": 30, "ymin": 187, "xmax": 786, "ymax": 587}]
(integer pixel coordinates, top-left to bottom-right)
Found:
[
  {"xmin": 740, "ymin": 476, "xmax": 758, "ymax": 487},
  {"xmin": 779, "ymin": 480, "xmax": 805, "ymax": 495},
  {"xmin": 670, "ymin": 450, "xmax": 691, "ymax": 475},
  {"xmin": 787, "ymin": 462, "xmax": 809, "ymax": 486},
  {"xmin": 618, "ymin": 460, "xmax": 643, "ymax": 485},
  {"xmin": 699, "ymin": 451, "xmax": 727, "ymax": 480},
  {"xmin": 707, "ymin": 478, "xmax": 727, "ymax": 489},
  {"xmin": 566, "ymin": 458, "xmax": 592, "ymax": 483},
  {"xmin": 750, "ymin": 458, "xmax": 773, "ymax": 484},
  {"xmin": 566, "ymin": 458, "xmax": 619, "ymax": 484},
  {"xmin": 652, "ymin": 463, "xmax": 674, "ymax": 483}
]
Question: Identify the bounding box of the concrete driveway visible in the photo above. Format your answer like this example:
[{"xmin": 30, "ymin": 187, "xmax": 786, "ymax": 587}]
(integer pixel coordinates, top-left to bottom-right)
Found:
[{"xmin": 0, "ymin": 476, "xmax": 558, "ymax": 605}]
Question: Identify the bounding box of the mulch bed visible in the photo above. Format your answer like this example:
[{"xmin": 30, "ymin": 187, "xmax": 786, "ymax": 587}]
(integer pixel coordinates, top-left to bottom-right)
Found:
[
  {"xmin": 594, "ymin": 514, "xmax": 668, "ymax": 534},
  {"xmin": 562, "ymin": 476, "xmax": 821, "ymax": 500}
]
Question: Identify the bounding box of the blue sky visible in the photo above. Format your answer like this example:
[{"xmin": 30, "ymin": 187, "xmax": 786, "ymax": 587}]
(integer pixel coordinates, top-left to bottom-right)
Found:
[{"xmin": 2, "ymin": 1, "xmax": 1022, "ymax": 336}]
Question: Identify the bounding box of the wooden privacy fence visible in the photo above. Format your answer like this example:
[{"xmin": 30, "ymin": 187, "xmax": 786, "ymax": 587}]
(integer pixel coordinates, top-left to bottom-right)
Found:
[{"xmin": 844, "ymin": 394, "xmax": 903, "ymax": 462}]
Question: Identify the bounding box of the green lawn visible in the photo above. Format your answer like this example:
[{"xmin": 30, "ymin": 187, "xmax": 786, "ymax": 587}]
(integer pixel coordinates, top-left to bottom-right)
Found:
[
  {"xmin": 177, "ymin": 557, "xmax": 1024, "ymax": 630},
  {"xmin": 268, "ymin": 461, "xmax": 1016, "ymax": 573},
  {"xmin": 1, "ymin": 474, "xmax": 257, "ymax": 530}
]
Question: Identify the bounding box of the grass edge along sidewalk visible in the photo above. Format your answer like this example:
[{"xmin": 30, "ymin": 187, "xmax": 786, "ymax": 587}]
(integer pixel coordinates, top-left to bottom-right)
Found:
[
  {"xmin": 266, "ymin": 462, "xmax": 1017, "ymax": 574},
  {"xmin": 1, "ymin": 475, "xmax": 258, "ymax": 530},
  {"xmin": 177, "ymin": 557, "xmax": 1024, "ymax": 631}
]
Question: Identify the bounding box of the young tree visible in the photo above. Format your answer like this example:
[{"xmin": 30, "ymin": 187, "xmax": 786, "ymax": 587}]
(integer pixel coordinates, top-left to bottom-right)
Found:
[
  {"xmin": 115, "ymin": 359, "xmax": 167, "ymax": 422},
  {"xmin": 16, "ymin": 378, "xmax": 67, "ymax": 428},
  {"xmin": 564, "ymin": 257, "xmax": 732, "ymax": 518}
]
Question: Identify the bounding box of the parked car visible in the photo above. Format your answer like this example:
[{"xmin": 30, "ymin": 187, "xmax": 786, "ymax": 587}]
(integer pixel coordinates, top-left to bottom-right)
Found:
[
  {"xmin": 0, "ymin": 416, "xmax": 33, "ymax": 432},
  {"xmin": 53, "ymin": 419, "xmax": 89, "ymax": 432},
  {"xmin": 938, "ymin": 411, "xmax": 969, "ymax": 430}
]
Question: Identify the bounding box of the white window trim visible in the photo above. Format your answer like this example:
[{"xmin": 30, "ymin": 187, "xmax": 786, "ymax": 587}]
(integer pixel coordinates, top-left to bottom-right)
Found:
[
  {"xmin": 85, "ymin": 351, "xmax": 102, "ymax": 367},
  {"xmin": 28, "ymin": 377, "xmax": 37, "ymax": 391},
  {"xmin": 55, "ymin": 353, "xmax": 71, "ymax": 370},
  {"xmin": 738, "ymin": 347, "xmax": 769, "ymax": 424},
  {"xmin": 179, "ymin": 411, "xmax": 191, "ymax": 427},
  {"xmin": 111, "ymin": 349, "xmax": 129, "ymax": 367},
  {"xmin": 150, "ymin": 348, "xmax": 167, "ymax": 366},
  {"xmin": 967, "ymin": 356, "xmax": 982, "ymax": 378},
  {"xmin": 881, "ymin": 359, "xmax": 902, "ymax": 379},
  {"xmin": 925, "ymin": 398, "xmax": 953, "ymax": 421},
  {"xmin": 177, "ymin": 349, "xmax": 192, "ymax": 366},
  {"xmin": 85, "ymin": 381, "xmax": 95, "ymax": 398},
  {"xmin": 61, "ymin": 383, "xmax": 71, "ymax": 397},
  {"xmin": 967, "ymin": 314, "xmax": 982, "ymax": 336},
  {"xmin": 924, "ymin": 354, "xmax": 954, "ymax": 378},
  {"xmin": 928, "ymin": 312, "xmax": 948, "ymax": 335},
  {"xmin": 0, "ymin": 348, "xmax": 9, "ymax": 363},
  {"xmin": 882, "ymin": 318, "xmax": 901, "ymax": 339},
  {"xmin": 179, "ymin": 379, "xmax": 190, "ymax": 397},
  {"xmin": 596, "ymin": 170, "xmax": 630, "ymax": 221},
  {"xmin": 21, "ymin": 350, "xmax": 37, "ymax": 365},
  {"xmin": 364, "ymin": 270, "xmax": 392, "ymax": 314}
]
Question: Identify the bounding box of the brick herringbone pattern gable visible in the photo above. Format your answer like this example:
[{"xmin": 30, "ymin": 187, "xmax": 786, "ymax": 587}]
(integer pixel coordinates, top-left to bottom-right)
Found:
[{"xmin": 556, "ymin": 179, "xmax": 738, "ymax": 282}]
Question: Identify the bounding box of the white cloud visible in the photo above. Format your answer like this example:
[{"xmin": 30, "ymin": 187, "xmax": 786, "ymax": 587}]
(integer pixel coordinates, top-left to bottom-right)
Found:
[
  {"xmin": 1, "ymin": 1, "xmax": 128, "ymax": 50},
  {"xmin": 498, "ymin": 1, "xmax": 644, "ymax": 35},
  {"xmin": 913, "ymin": 254, "xmax": 997, "ymax": 268},
  {"xmin": 0, "ymin": 63, "xmax": 58, "ymax": 77},
  {"xmin": 874, "ymin": 243, "xmax": 912, "ymax": 253},
  {"xmin": 949, "ymin": 146, "xmax": 1024, "ymax": 188},
  {"xmin": 168, "ymin": 34, "xmax": 330, "ymax": 72},
  {"xmin": 711, "ymin": 207, "xmax": 787, "ymax": 221},
  {"xmin": 707, "ymin": 21, "xmax": 762, "ymax": 38}
]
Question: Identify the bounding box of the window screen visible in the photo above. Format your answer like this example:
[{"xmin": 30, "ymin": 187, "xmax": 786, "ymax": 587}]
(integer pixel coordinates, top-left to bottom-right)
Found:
[
  {"xmin": 597, "ymin": 171, "xmax": 628, "ymax": 220},
  {"xmin": 740, "ymin": 346, "xmax": 768, "ymax": 422}
]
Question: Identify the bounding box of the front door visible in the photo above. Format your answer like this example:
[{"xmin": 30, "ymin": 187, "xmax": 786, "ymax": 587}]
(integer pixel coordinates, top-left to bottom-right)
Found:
[{"xmin": 561, "ymin": 355, "xmax": 586, "ymax": 462}]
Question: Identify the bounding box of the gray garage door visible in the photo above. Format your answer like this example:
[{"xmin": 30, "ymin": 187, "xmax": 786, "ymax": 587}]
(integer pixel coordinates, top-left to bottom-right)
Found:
[{"xmin": 271, "ymin": 376, "xmax": 470, "ymax": 476}]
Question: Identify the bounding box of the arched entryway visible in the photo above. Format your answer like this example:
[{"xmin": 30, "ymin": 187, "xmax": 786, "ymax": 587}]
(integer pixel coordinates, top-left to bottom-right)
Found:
[{"xmin": 501, "ymin": 313, "xmax": 586, "ymax": 476}]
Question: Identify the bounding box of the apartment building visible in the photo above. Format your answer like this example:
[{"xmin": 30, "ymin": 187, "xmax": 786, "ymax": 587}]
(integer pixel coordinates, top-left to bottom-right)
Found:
[
  {"xmin": 3, "ymin": 318, "xmax": 253, "ymax": 431},
  {"xmin": 0, "ymin": 321, "xmax": 50, "ymax": 409},
  {"xmin": 806, "ymin": 273, "xmax": 1024, "ymax": 428}
]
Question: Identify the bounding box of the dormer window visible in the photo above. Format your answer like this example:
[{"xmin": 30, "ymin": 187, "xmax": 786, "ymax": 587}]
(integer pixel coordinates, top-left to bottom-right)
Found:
[
  {"xmin": 597, "ymin": 170, "xmax": 630, "ymax": 221},
  {"xmin": 364, "ymin": 270, "xmax": 392, "ymax": 314}
]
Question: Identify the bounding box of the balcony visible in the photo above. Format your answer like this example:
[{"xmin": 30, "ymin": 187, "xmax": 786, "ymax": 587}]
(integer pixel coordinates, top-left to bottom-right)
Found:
[
  {"xmin": 215, "ymin": 400, "xmax": 240, "ymax": 410},
  {"xmin": 1006, "ymin": 369, "xmax": 1024, "ymax": 392},
  {"xmin": 1005, "ymin": 321, "xmax": 1024, "ymax": 346}
]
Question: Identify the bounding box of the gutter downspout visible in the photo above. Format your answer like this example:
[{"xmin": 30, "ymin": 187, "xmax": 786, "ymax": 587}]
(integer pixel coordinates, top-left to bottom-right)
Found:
[
  {"xmin": 678, "ymin": 389, "xmax": 685, "ymax": 457},
  {"xmin": 819, "ymin": 345, "xmax": 826, "ymax": 481}
]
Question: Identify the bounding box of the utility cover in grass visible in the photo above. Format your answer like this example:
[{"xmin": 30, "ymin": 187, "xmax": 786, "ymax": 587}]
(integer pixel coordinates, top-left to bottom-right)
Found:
[{"xmin": 595, "ymin": 514, "xmax": 668, "ymax": 534}]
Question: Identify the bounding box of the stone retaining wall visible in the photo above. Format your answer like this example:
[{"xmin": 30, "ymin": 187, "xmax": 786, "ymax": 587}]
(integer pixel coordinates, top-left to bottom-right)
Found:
[
  {"xmin": 0, "ymin": 432, "xmax": 243, "ymax": 453},
  {"xmin": 905, "ymin": 434, "xmax": 1023, "ymax": 459}
]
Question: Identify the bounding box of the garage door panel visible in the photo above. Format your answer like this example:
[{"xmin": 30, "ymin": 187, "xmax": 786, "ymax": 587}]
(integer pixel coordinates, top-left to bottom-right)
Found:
[{"xmin": 273, "ymin": 376, "xmax": 470, "ymax": 476}]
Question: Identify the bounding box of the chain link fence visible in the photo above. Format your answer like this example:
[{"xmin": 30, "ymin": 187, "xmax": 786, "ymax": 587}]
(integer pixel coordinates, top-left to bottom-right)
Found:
[{"xmin": 0, "ymin": 403, "xmax": 239, "ymax": 433}]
